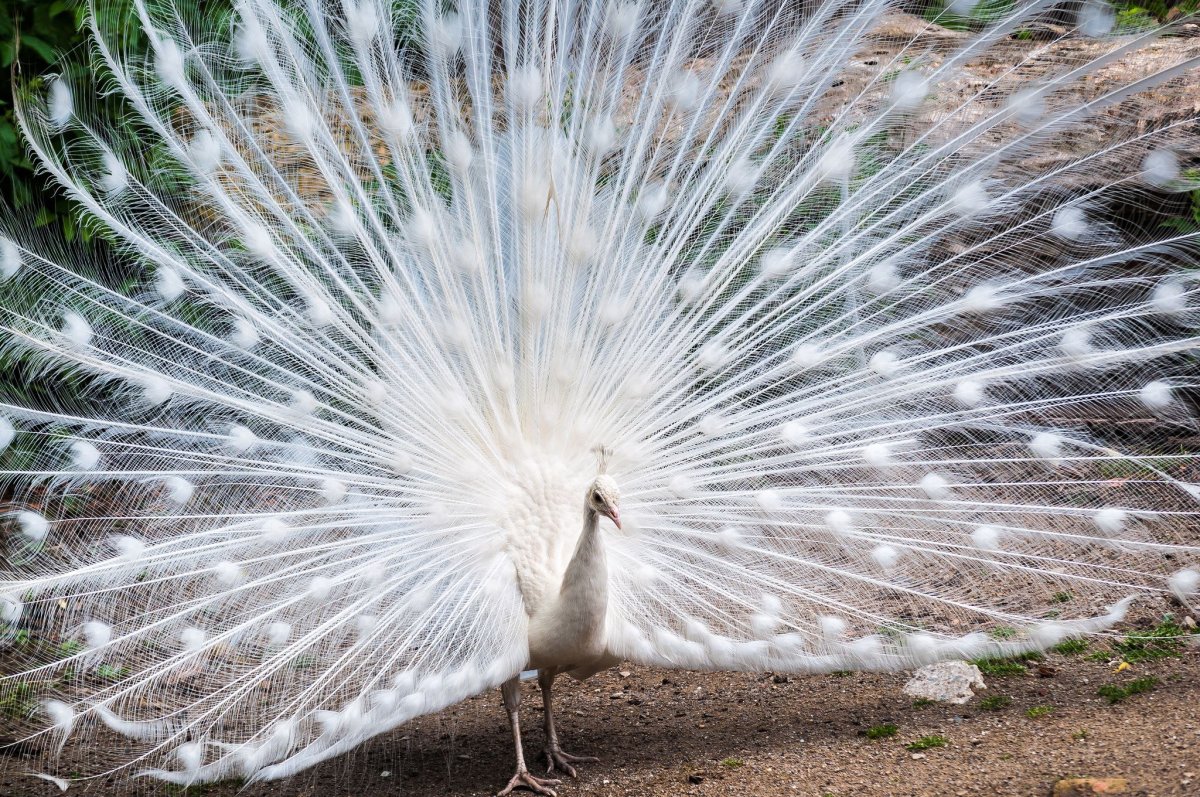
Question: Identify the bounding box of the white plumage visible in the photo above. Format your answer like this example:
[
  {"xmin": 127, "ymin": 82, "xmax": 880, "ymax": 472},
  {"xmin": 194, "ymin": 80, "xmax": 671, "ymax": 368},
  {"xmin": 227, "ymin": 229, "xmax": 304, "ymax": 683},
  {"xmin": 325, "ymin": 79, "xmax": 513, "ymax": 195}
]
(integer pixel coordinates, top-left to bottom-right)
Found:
[{"xmin": 0, "ymin": 0, "xmax": 1198, "ymax": 794}]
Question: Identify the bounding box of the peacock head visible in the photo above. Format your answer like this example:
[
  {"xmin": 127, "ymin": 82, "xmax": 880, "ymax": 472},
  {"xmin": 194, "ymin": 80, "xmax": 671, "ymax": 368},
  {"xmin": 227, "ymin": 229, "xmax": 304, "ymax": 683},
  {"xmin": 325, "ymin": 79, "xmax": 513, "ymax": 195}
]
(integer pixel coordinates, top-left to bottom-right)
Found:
[{"xmin": 587, "ymin": 475, "xmax": 621, "ymax": 530}]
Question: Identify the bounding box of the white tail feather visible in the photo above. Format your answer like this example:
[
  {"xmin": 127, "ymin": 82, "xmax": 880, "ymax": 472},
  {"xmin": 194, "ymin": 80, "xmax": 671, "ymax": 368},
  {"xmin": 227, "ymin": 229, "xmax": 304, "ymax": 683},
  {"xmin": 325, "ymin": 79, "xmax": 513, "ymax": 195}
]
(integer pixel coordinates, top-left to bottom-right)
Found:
[{"xmin": 1, "ymin": 0, "xmax": 1198, "ymax": 786}]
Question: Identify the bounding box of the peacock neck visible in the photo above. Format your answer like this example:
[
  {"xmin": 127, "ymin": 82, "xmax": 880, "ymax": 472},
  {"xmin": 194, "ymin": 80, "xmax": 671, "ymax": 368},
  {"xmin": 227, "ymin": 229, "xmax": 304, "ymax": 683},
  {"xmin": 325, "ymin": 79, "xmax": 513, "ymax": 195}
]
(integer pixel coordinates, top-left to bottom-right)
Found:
[
  {"xmin": 523, "ymin": 499, "xmax": 611, "ymax": 668},
  {"xmin": 560, "ymin": 506, "xmax": 606, "ymax": 598},
  {"xmin": 553, "ymin": 504, "xmax": 608, "ymax": 638}
]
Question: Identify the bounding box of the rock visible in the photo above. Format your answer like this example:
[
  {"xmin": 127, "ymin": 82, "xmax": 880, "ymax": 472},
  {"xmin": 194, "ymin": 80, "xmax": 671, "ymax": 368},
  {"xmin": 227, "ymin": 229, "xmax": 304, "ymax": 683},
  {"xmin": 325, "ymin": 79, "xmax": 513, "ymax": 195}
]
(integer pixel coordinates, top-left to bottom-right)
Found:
[
  {"xmin": 687, "ymin": 773, "xmax": 705, "ymax": 784},
  {"xmin": 1051, "ymin": 777, "xmax": 1130, "ymax": 796},
  {"xmin": 902, "ymin": 661, "xmax": 986, "ymax": 705}
]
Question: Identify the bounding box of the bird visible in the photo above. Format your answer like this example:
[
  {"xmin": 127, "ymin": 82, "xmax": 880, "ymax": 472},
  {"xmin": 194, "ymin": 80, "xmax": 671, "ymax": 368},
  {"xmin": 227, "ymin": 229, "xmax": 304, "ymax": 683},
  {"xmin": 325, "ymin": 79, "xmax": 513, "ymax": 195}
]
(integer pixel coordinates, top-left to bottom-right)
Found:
[{"xmin": 1, "ymin": 0, "xmax": 1198, "ymax": 794}]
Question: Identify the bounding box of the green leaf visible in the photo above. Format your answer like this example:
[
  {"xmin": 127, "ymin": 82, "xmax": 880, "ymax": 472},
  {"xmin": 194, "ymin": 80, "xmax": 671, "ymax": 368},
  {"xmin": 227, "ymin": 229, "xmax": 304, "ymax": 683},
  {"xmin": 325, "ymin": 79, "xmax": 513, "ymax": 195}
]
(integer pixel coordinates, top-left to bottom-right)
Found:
[{"xmin": 21, "ymin": 34, "xmax": 59, "ymax": 65}]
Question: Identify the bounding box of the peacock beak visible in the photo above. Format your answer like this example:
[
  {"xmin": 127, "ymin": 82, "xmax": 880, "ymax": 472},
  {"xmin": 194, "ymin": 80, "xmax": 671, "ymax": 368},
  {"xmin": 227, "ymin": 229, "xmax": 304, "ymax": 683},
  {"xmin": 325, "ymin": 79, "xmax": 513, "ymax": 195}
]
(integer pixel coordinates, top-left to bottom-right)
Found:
[{"xmin": 603, "ymin": 507, "xmax": 621, "ymax": 530}]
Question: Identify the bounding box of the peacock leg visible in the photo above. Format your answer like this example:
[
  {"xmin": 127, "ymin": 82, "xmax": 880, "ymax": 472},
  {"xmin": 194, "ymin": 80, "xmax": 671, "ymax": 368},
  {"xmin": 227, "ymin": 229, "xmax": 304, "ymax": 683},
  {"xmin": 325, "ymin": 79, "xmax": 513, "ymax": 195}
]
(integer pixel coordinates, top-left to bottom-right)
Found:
[
  {"xmin": 498, "ymin": 676, "xmax": 562, "ymax": 797},
  {"xmin": 538, "ymin": 668, "xmax": 600, "ymax": 778}
]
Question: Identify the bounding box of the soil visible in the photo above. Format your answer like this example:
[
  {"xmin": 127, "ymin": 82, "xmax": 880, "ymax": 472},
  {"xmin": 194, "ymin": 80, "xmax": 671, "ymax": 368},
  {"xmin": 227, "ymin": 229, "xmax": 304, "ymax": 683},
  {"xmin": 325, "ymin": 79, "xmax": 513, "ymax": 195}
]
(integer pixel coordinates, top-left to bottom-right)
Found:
[{"xmin": 3, "ymin": 644, "xmax": 1198, "ymax": 797}]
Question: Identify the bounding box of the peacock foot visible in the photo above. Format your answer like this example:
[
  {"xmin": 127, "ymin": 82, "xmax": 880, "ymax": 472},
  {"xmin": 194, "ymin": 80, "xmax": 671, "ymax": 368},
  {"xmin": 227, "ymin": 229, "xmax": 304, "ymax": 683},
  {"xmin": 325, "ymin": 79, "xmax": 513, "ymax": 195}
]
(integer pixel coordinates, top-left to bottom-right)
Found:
[
  {"xmin": 542, "ymin": 747, "xmax": 600, "ymax": 778},
  {"xmin": 497, "ymin": 769, "xmax": 562, "ymax": 796}
]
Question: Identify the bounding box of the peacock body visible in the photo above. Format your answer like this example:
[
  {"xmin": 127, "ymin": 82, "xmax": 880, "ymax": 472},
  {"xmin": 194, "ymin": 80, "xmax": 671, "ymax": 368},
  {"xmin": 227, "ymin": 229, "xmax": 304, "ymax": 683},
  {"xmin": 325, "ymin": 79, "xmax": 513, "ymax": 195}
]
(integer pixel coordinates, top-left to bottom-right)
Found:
[{"xmin": 1, "ymin": 0, "xmax": 1198, "ymax": 792}]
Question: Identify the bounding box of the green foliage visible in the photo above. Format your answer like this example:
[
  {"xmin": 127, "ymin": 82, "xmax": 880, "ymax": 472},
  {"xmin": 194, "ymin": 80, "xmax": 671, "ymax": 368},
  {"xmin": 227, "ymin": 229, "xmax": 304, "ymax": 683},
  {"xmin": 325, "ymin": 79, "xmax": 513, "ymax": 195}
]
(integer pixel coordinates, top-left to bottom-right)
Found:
[
  {"xmin": 0, "ymin": 681, "xmax": 37, "ymax": 717},
  {"xmin": 924, "ymin": 0, "xmax": 1016, "ymax": 31},
  {"xmin": 0, "ymin": 0, "xmax": 87, "ymax": 217},
  {"xmin": 1115, "ymin": 0, "xmax": 1195, "ymax": 19},
  {"xmin": 95, "ymin": 663, "xmax": 128, "ymax": 681},
  {"xmin": 972, "ymin": 650, "xmax": 1042, "ymax": 676},
  {"xmin": 978, "ymin": 694, "xmax": 1011, "ymax": 711},
  {"xmin": 57, "ymin": 639, "xmax": 83, "ymax": 658},
  {"xmin": 720, "ymin": 757, "xmax": 744, "ymax": 768},
  {"xmin": 1114, "ymin": 6, "xmax": 1158, "ymax": 32},
  {"xmin": 1109, "ymin": 2, "xmax": 1200, "ymax": 32},
  {"xmin": 906, "ymin": 735, "xmax": 948, "ymax": 751},
  {"xmin": 1025, "ymin": 705, "xmax": 1053, "ymax": 719},
  {"xmin": 1097, "ymin": 676, "xmax": 1158, "ymax": 704},
  {"xmin": 1051, "ymin": 639, "xmax": 1089, "ymax": 656},
  {"xmin": 911, "ymin": 698, "xmax": 935, "ymax": 709},
  {"xmin": 866, "ymin": 723, "xmax": 898, "ymax": 739},
  {"xmin": 1162, "ymin": 174, "xmax": 1200, "ymax": 233},
  {"xmin": 973, "ymin": 658, "xmax": 1026, "ymax": 675},
  {"xmin": 1111, "ymin": 617, "xmax": 1188, "ymax": 662}
]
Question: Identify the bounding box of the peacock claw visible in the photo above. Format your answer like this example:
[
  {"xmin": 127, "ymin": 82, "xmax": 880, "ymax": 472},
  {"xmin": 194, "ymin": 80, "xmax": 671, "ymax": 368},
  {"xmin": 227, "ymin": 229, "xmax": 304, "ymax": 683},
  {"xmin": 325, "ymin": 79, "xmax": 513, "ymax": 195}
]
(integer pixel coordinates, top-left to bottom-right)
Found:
[
  {"xmin": 497, "ymin": 769, "xmax": 562, "ymax": 796},
  {"xmin": 542, "ymin": 747, "xmax": 600, "ymax": 778}
]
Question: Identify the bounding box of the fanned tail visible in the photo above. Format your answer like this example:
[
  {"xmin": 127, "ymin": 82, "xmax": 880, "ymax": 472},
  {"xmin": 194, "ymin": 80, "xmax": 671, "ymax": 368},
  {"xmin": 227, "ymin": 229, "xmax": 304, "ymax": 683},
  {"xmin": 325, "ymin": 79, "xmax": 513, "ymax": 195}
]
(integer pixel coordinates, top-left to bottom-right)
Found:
[{"xmin": 0, "ymin": 0, "xmax": 1197, "ymax": 786}]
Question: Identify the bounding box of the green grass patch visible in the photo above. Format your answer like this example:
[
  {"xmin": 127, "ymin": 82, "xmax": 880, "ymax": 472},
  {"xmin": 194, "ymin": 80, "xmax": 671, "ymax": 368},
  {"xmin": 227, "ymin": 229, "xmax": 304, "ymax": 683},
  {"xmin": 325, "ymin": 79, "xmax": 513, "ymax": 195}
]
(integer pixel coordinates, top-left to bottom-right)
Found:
[
  {"xmin": 1025, "ymin": 705, "xmax": 1053, "ymax": 719},
  {"xmin": 1111, "ymin": 618, "xmax": 1188, "ymax": 663},
  {"xmin": 971, "ymin": 651, "xmax": 1041, "ymax": 676},
  {"xmin": 911, "ymin": 698, "xmax": 935, "ymax": 709},
  {"xmin": 906, "ymin": 735, "xmax": 948, "ymax": 751},
  {"xmin": 1050, "ymin": 592, "xmax": 1072, "ymax": 604},
  {"xmin": 95, "ymin": 664, "xmax": 129, "ymax": 681},
  {"xmin": 866, "ymin": 723, "xmax": 898, "ymax": 740},
  {"xmin": 1051, "ymin": 639, "xmax": 1088, "ymax": 656},
  {"xmin": 973, "ymin": 658, "xmax": 1026, "ymax": 676},
  {"xmin": 0, "ymin": 682, "xmax": 38, "ymax": 718},
  {"xmin": 720, "ymin": 757, "xmax": 744, "ymax": 769},
  {"xmin": 58, "ymin": 640, "xmax": 84, "ymax": 658},
  {"xmin": 978, "ymin": 695, "xmax": 1011, "ymax": 711},
  {"xmin": 1097, "ymin": 676, "xmax": 1158, "ymax": 705}
]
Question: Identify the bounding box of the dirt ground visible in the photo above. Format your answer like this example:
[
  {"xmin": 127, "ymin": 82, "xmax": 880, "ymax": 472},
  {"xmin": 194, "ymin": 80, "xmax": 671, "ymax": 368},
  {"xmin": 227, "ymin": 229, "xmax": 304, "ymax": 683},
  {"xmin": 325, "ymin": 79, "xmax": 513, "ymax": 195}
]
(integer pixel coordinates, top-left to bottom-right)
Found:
[{"xmin": 2, "ymin": 643, "xmax": 1198, "ymax": 797}]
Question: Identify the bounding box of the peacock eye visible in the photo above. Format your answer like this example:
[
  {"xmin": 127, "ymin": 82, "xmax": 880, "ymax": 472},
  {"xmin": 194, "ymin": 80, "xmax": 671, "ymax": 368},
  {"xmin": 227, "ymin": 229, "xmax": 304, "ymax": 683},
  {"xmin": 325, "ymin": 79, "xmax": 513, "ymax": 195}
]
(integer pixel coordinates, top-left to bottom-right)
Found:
[{"xmin": 592, "ymin": 491, "xmax": 601, "ymax": 502}]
